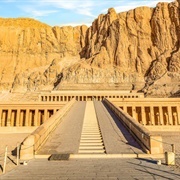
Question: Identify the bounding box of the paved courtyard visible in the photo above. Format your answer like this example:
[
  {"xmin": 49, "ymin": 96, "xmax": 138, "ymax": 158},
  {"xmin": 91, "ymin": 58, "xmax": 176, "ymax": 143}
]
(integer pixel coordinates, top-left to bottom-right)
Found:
[{"xmin": 0, "ymin": 158, "xmax": 180, "ymax": 179}]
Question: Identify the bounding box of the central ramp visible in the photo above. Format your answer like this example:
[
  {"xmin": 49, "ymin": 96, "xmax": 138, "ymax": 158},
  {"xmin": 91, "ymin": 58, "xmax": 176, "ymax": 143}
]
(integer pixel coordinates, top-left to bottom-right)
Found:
[
  {"xmin": 94, "ymin": 101, "xmax": 144, "ymax": 154},
  {"xmin": 78, "ymin": 101, "xmax": 105, "ymax": 154},
  {"xmin": 37, "ymin": 102, "xmax": 86, "ymax": 155}
]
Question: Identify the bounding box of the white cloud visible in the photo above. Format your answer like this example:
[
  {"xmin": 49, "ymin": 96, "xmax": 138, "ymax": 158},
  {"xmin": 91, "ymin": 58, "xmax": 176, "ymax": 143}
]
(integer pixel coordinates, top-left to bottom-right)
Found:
[
  {"xmin": 18, "ymin": 5, "xmax": 58, "ymax": 17},
  {"xmin": 39, "ymin": 0, "xmax": 96, "ymax": 17},
  {"xmin": 77, "ymin": 9, "xmax": 95, "ymax": 17},
  {"xmin": 102, "ymin": 0, "xmax": 174, "ymax": 13}
]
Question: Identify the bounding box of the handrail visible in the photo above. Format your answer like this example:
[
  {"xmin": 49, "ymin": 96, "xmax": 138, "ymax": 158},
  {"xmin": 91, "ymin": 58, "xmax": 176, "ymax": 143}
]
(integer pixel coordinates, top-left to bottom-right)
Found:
[{"xmin": 20, "ymin": 98, "xmax": 76, "ymax": 160}]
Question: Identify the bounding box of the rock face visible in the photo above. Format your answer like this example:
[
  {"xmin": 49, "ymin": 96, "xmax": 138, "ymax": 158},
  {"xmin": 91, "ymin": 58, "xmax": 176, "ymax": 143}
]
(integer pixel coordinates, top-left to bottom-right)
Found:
[
  {"xmin": 0, "ymin": 0, "xmax": 180, "ymax": 97},
  {"xmin": 0, "ymin": 18, "xmax": 87, "ymax": 91}
]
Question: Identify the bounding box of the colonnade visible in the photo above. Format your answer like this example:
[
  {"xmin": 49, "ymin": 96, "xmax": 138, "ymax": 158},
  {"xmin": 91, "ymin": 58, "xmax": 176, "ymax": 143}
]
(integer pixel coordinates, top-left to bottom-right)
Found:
[
  {"xmin": 40, "ymin": 95, "xmax": 140, "ymax": 102},
  {"xmin": 121, "ymin": 105, "xmax": 180, "ymax": 126},
  {"xmin": 0, "ymin": 108, "xmax": 59, "ymax": 127}
]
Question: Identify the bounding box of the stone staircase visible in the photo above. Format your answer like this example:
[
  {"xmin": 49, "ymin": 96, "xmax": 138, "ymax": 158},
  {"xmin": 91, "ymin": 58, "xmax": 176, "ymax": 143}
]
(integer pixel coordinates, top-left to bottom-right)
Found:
[{"xmin": 78, "ymin": 101, "xmax": 105, "ymax": 154}]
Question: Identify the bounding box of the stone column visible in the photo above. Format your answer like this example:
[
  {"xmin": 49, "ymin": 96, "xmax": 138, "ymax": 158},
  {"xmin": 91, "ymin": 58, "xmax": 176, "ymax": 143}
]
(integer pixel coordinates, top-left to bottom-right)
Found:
[
  {"xmin": 123, "ymin": 105, "xmax": 127, "ymax": 113},
  {"xmin": 150, "ymin": 106, "xmax": 155, "ymax": 125},
  {"xmin": 53, "ymin": 109, "xmax": 56, "ymax": 115},
  {"xmin": 132, "ymin": 106, "xmax": 137, "ymax": 120},
  {"xmin": 34, "ymin": 109, "xmax": 38, "ymax": 126},
  {"xmin": 47, "ymin": 110, "xmax": 50, "ymax": 119},
  {"xmin": 25, "ymin": 109, "xmax": 29, "ymax": 126},
  {"xmin": 29, "ymin": 110, "xmax": 32, "ymax": 126},
  {"xmin": 159, "ymin": 106, "xmax": 164, "ymax": 125},
  {"xmin": 177, "ymin": 106, "xmax": 180, "ymax": 125},
  {"xmin": 164, "ymin": 113, "xmax": 168, "ymax": 125},
  {"xmin": 38, "ymin": 110, "xmax": 41, "ymax": 125},
  {"xmin": 173, "ymin": 112, "xmax": 178, "ymax": 125},
  {"xmin": 7, "ymin": 109, "xmax": 11, "ymax": 127},
  {"xmin": 1, "ymin": 110, "xmax": 6, "ymax": 126},
  {"xmin": 16, "ymin": 109, "xmax": 20, "ymax": 126},
  {"xmin": 19, "ymin": 110, "xmax": 23, "ymax": 126},
  {"xmin": 156, "ymin": 112, "xmax": 160, "ymax": 125},
  {"xmin": 141, "ymin": 106, "xmax": 146, "ymax": 125},
  {"xmin": 44, "ymin": 109, "xmax": 48, "ymax": 122},
  {"xmin": 11, "ymin": 110, "xmax": 15, "ymax": 126},
  {"xmin": 40, "ymin": 110, "xmax": 44, "ymax": 124},
  {"xmin": 167, "ymin": 106, "xmax": 173, "ymax": 125}
]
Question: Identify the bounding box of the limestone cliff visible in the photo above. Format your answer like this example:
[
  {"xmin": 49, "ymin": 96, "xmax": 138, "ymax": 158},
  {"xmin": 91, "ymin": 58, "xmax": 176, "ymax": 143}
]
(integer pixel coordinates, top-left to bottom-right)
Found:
[
  {"xmin": 56, "ymin": 0, "xmax": 180, "ymax": 96},
  {"xmin": 0, "ymin": 1, "xmax": 179, "ymax": 97},
  {"xmin": 0, "ymin": 18, "xmax": 87, "ymax": 91}
]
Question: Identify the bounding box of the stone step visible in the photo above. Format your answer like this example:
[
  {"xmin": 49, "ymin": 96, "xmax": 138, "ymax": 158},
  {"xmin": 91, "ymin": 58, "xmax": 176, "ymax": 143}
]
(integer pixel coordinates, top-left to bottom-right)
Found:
[
  {"xmin": 83, "ymin": 124, "xmax": 99, "ymax": 126},
  {"xmin": 82, "ymin": 130, "xmax": 100, "ymax": 132},
  {"xmin": 78, "ymin": 149, "xmax": 105, "ymax": 154},
  {"xmin": 78, "ymin": 101, "xmax": 105, "ymax": 154},
  {"xmin": 79, "ymin": 146, "xmax": 105, "ymax": 150},
  {"xmin": 80, "ymin": 139, "xmax": 103, "ymax": 143},
  {"xmin": 81, "ymin": 138, "xmax": 102, "ymax": 140},
  {"xmin": 81, "ymin": 133, "xmax": 100, "ymax": 135},
  {"xmin": 81, "ymin": 135, "xmax": 101, "ymax": 137},
  {"xmin": 80, "ymin": 142, "xmax": 104, "ymax": 146},
  {"xmin": 82, "ymin": 128, "xmax": 99, "ymax": 130},
  {"xmin": 82, "ymin": 128, "xmax": 100, "ymax": 130}
]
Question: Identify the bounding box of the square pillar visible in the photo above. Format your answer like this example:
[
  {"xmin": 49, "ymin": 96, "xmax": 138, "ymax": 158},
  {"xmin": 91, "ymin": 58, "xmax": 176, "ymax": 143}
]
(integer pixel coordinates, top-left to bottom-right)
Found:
[
  {"xmin": 167, "ymin": 106, "xmax": 173, "ymax": 125},
  {"xmin": 53, "ymin": 109, "xmax": 56, "ymax": 115},
  {"xmin": 173, "ymin": 112, "xmax": 178, "ymax": 125},
  {"xmin": 19, "ymin": 110, "xmax": 23, "ymax": 126},
  {"xmin": 141, "ymin": 106, "xmax": 146, "ymax": 125},
  {"xmin": 7, "ymin": 109, "xmax": 11, "ymax": 127},
  {"xmin": 16, "ymin": 109, "xmax": 20, "ymax": 126},
  {"xmin": 132, "ymin": 106, "xmax": 137, "ymax": 120},
  {"xmin": 11, "ymin": 110, "xmax": 15, "ymax": 126},
  {"xmin": 34, "ymin": 109, "xmax": 38, "ymax": 126},
  {"xmin": 44, "ymin": 109, "xmax": 48, "ymax": 122},
  {"xmin": 123, "ymin": 106, "xmax": 127, "ymax": 113},
  {"xmin": 41, "ymin": 110, "xmax": 44, "ymax": 125},
  {"xmin": 159, "ymin": 106, "xmax": 164, "ymax": 125},
  {"xmin": 38, "ymin": 110, "xmax": 41, "ymax": 126},
  {"xmin": 2, "ymin": 110, "xmax": 6, "ymax": 126},
  {"xmin": 176, "ymin": 106, "xmax": 180, "ymax": 125},
  {"xmin": 25, "ymin": 109, "xmax": 29, "ymax": 126},
  {"xmin": 150, "ymin": 106, "xmax": 155, "ymax": 125},
  {"xmin": 29, "ymin": 110, "xmax": 33, "ymax": 126}
]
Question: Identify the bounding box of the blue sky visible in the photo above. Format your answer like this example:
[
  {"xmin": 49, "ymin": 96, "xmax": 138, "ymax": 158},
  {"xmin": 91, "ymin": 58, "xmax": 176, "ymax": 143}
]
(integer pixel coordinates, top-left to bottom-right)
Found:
[{"xmin": 0, "ymin": 0, "xmax": 173, "ymax": 27}]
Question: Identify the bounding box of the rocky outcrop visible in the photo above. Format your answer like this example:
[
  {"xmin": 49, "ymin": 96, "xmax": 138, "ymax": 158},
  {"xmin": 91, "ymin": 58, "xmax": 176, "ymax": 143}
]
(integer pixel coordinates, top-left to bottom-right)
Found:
[
  {"xmin": 0, "ymin": 18, "xmax": 87, "ymax": 91},
  {"xmin": 0, "ymin": 1, "xmax": 180, "ymax": 97},
  {"xmin": 56, "ymin": 0, "xmax": 180, "ymax": 96}
]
